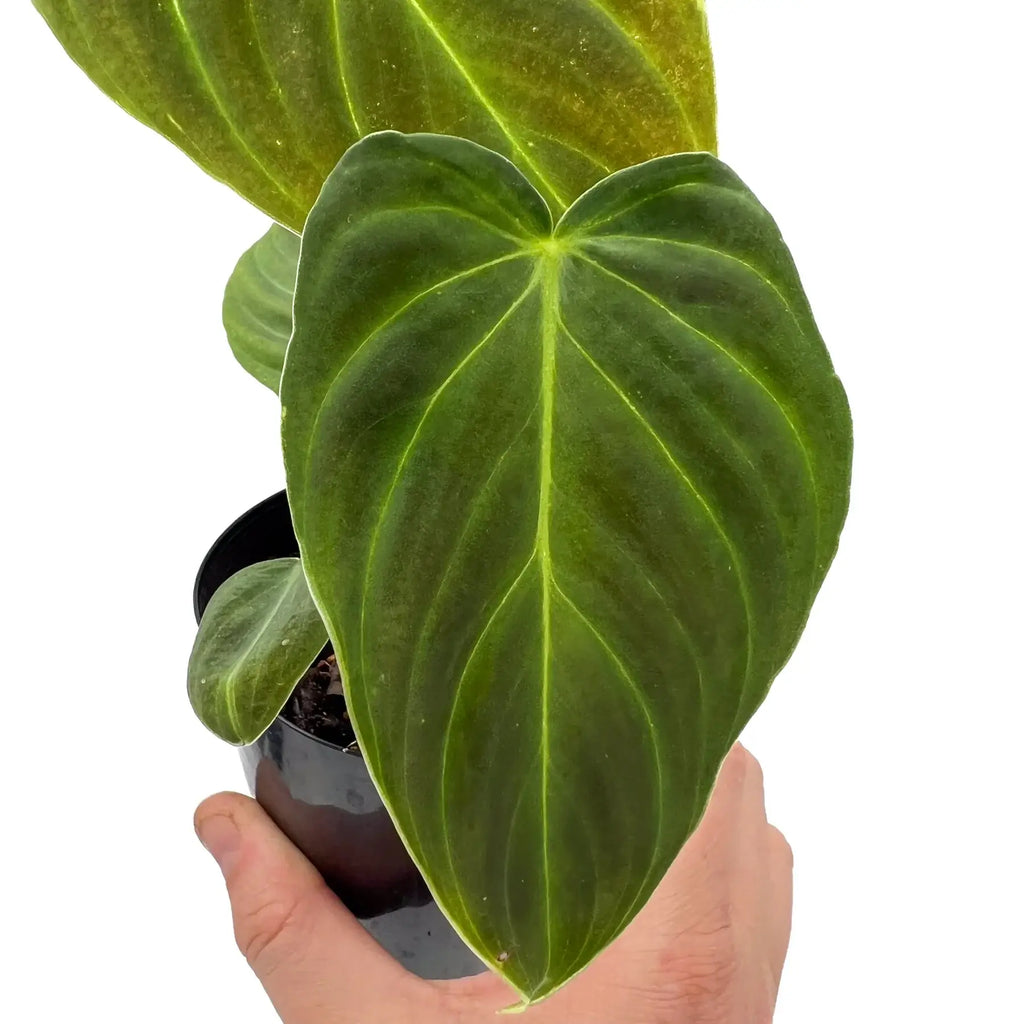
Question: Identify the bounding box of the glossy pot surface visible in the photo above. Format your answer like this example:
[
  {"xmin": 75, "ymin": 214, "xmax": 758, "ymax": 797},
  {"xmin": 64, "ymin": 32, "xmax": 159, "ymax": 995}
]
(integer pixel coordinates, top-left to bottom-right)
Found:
[{"xmin": 194, "ymin": 491, "xmax": 482, "ymax": 978}]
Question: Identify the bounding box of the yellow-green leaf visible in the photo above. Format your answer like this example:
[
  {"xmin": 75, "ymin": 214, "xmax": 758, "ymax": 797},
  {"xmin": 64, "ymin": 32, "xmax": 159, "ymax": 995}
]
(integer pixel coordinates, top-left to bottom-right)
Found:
[{"xmin": 34, "ymin": 0, "xmax": 717, "ymax": 227}]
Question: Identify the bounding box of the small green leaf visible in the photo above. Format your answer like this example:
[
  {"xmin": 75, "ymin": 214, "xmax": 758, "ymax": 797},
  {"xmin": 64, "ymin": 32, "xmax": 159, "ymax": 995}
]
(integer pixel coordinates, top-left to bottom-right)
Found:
[
  {"xmin": 281, "ymin": 133, "xmax": 852, "ymax": 1002},
  {"xmin": 223, "ymin": 225, "xmax": 299, "ymax": 392},
  {"xmin": 34, "ymin": 0, "xmax": 716, "ymax": 227},
  {"xmin": 188, "ymin": 558, "xmax": 328, "ymax": 745}
]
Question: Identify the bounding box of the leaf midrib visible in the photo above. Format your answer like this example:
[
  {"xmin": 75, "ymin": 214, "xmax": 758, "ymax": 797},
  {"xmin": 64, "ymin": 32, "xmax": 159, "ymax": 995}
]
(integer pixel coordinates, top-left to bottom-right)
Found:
[
  {"xmin": 537, "ymin": 254, "xmax": 559, "ymax": 984},
  {"xmin": 219, "ymin": 561, "xmax": 303, "ymax": 742}
]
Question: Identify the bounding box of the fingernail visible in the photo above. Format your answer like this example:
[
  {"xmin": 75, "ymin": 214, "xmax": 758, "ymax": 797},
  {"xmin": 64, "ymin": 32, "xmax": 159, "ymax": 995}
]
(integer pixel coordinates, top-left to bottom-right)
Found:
[{"xmin": 196, "ymin": 813, "xmax": 241, "ymax": 876}]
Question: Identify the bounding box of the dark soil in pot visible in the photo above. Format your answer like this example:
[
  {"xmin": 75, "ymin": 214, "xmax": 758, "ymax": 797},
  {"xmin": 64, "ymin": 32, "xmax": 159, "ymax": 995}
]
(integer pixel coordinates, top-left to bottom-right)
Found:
[
  {"xmin": 194, "ymin": 490, "xmax": 483, "ymax": 979},
  {"xmin": 287, "ymin": 652, "xmax": 358, "ymax": 751}
]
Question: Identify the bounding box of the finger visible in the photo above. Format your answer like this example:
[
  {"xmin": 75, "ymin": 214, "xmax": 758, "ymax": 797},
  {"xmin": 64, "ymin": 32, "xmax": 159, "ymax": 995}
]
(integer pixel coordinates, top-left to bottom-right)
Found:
[
  {"xmin": 195, "ymin": 792, "xmax": 427, "ymax": 1023},
  {"xmin": 708, "ymin": 743, "xmax": 753, "ymax": 815},
  {"xmin": 691, "ymin": 743, "xmax": 757, "ymax": 843},
  {"xmin": 644, "ymin": 743, "xmax": 753, "ymax": 918},
  {"xmin": 764, "ymin": 824, "xmax": 794, "ymax": 986},
  {"xmin": 738, "ymin": 745, "xmax": 768, "ymax": 824},
  {"xmin": 431, "ymin": 970, "xmax": 523, "ymax": 1018}
]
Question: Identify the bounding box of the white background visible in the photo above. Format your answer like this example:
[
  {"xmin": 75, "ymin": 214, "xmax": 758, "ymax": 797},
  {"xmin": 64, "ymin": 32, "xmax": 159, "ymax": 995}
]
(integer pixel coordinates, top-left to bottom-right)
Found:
[{"xmin": 2, "ymin": 2, "xmax": 1021, "ymax": 1021}]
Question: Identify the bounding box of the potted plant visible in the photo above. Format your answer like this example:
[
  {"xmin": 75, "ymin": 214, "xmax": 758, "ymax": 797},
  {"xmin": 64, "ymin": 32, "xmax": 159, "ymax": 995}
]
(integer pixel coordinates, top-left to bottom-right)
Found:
[{"xmin": 34, "ymin": 0, "xmax": 851, "ymax": 1008}]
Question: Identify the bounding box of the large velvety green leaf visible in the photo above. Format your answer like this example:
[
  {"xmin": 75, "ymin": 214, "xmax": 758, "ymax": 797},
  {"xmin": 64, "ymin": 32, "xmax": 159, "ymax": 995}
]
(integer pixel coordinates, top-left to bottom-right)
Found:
[
  {"xmin": 188, "ymin": 558, "xmax": 328, "ymax": 745},
  {"xmin": 281, "ymin": 133, "xmax": 852, "ymax": 1003},
  {"xmin": 223, "ymin": 225, "xmax": 300, "ymax": 392},
  {"xmin": 35, "ymin": 0, "xmax": 716, "ymax": 228}
]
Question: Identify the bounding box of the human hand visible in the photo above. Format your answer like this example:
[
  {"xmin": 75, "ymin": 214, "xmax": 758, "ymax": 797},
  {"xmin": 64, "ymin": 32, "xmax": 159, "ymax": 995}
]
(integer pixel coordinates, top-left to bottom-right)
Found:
[{"xmin": 194, "ymin": 744, "xmax": 792, "ymax": 1023}]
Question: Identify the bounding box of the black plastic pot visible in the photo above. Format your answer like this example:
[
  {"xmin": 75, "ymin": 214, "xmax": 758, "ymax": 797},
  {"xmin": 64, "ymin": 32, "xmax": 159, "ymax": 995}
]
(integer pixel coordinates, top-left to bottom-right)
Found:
[{"xmin": 193, "ymin": 491, "xmax": 483, "ymax": 979}]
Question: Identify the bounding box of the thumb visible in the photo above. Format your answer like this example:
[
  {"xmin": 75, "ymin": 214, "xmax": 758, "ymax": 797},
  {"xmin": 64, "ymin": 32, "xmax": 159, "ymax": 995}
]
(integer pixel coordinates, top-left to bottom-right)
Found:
[{"xmin": 194, "ymin": 792, "xmax": 424, "ymax": 1022}]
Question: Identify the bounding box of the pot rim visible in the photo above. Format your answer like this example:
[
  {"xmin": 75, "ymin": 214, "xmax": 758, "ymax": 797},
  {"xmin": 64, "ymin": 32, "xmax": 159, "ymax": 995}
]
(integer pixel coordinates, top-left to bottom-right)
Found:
[
  {"xmin": 270, "ymin": 705, "xmax": 363, "ymax": 756},
  {"xmin": 192, "ymin": 488, "xmax": 288, "ymax": 624},
  {"xmin": 194, "ymin": 489, "xmax": 362, "ymax": 757}
]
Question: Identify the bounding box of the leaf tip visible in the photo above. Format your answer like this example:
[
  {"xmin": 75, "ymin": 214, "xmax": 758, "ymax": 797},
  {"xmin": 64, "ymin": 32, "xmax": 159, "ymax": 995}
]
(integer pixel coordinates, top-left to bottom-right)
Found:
[{"xmin": 497, "ymin": 1000, "xmax": 529, "ymax": 1016}]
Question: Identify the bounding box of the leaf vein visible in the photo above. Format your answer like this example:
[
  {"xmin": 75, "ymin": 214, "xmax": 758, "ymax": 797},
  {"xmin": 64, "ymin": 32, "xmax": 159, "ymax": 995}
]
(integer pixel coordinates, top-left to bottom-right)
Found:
[
  {"xmin": 558, "ymin": 314, "xmax": 756, "ymax": 713},
  {"xmin": 401, "ymin": 0, "xmax": 569, "ymax": 211},
  {"xmin": 299, "ymin": 252, "xmax": 528, "ymax": 508},
  {"xmin": 405, "ymin": 399, "xmax": 540, "ymax": 724},
  {"xmin": 538, "ymin": 257, "xmax": 560, "ymax": 978},
  {"xmin": 63, "ymin": 1, "xmax": 141, "ymax": 116},
  {"xmin": 166, "ymin": 0, "xmax": 306, "ymax": 209},
  {"xmin": 439, "ymin": 553, "xmax": 538, "ymax": 953},
  {"xmin": 330, "ymin": 0, "xmax": 364, "ymax": 134},
  {"xmin": 583, "ymin": 232, "xmax": 821, "ymax": 552},
  {"xmin": 243, "ymin": 0, "xmax": 324, "ymax": 182},
  {"xmin": 572, "ymin": 0, "xmax": 698, "ymax": 141},
  {"xmin": 566, "ymin": 178, "xmax": 734, "ymax": 236},
  {"xmin": 361, "ymin": 279, "xmax": 540, "ymax": 818},
  {"xmin": 222, "ymin": 564, "xmax": 303, "ymax": 741},
  {"xmin": 550, "ymin": 576, "xmax": 665, "ymax": 959}
]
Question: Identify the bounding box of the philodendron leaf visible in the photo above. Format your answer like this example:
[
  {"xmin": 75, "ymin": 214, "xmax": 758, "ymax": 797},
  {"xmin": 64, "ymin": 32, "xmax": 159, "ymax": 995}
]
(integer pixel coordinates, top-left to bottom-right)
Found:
[
  {"xmin": 35, "ymin": 0, "xmax": 716, "ymax": 228},
  {"xmin": 188, "ymin": 558, "xmax": 328, "ymax": 745},
  {"xmin": 281, "ymin": 133, "xmax": 852, "ymax": 1003},
  {"xmin": 223, "ymin": 225, "xmax": 300, "ymax": 392}
]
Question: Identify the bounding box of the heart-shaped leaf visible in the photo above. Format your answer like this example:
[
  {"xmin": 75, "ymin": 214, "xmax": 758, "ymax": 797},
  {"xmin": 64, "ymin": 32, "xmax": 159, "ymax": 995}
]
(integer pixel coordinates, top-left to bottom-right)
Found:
[
  {"xmin": 281, "ymin": 133, "xmax": 852, "ymax": 1002},
  {"xmin": 223, "ymin": 225, "xmax": 299, "ymax": 392},
  {"xmin": 35, "ymin": 0, "xmax": 716, "ymax": 228},
  {"xmin": 188, "ymin": 558, "xmax": 328, "ymax": 745}
]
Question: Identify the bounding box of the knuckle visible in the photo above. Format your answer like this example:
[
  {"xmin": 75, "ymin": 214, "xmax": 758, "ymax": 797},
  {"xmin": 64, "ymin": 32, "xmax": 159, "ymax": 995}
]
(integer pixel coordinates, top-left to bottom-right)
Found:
[
  {"xmin": 739, "ymin": 746, "xmax": 764, "ymax": 789},
  {"xmin": 767, "ymin": 825, "xmax": 793, "ymax": 868},
  {"xmin": 718, "ymin": 746, "xmax": 750, "ymax": 790},
  {"xmin": 234, "ymin": 888, "xmax": 305, "ymax": 972}
]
